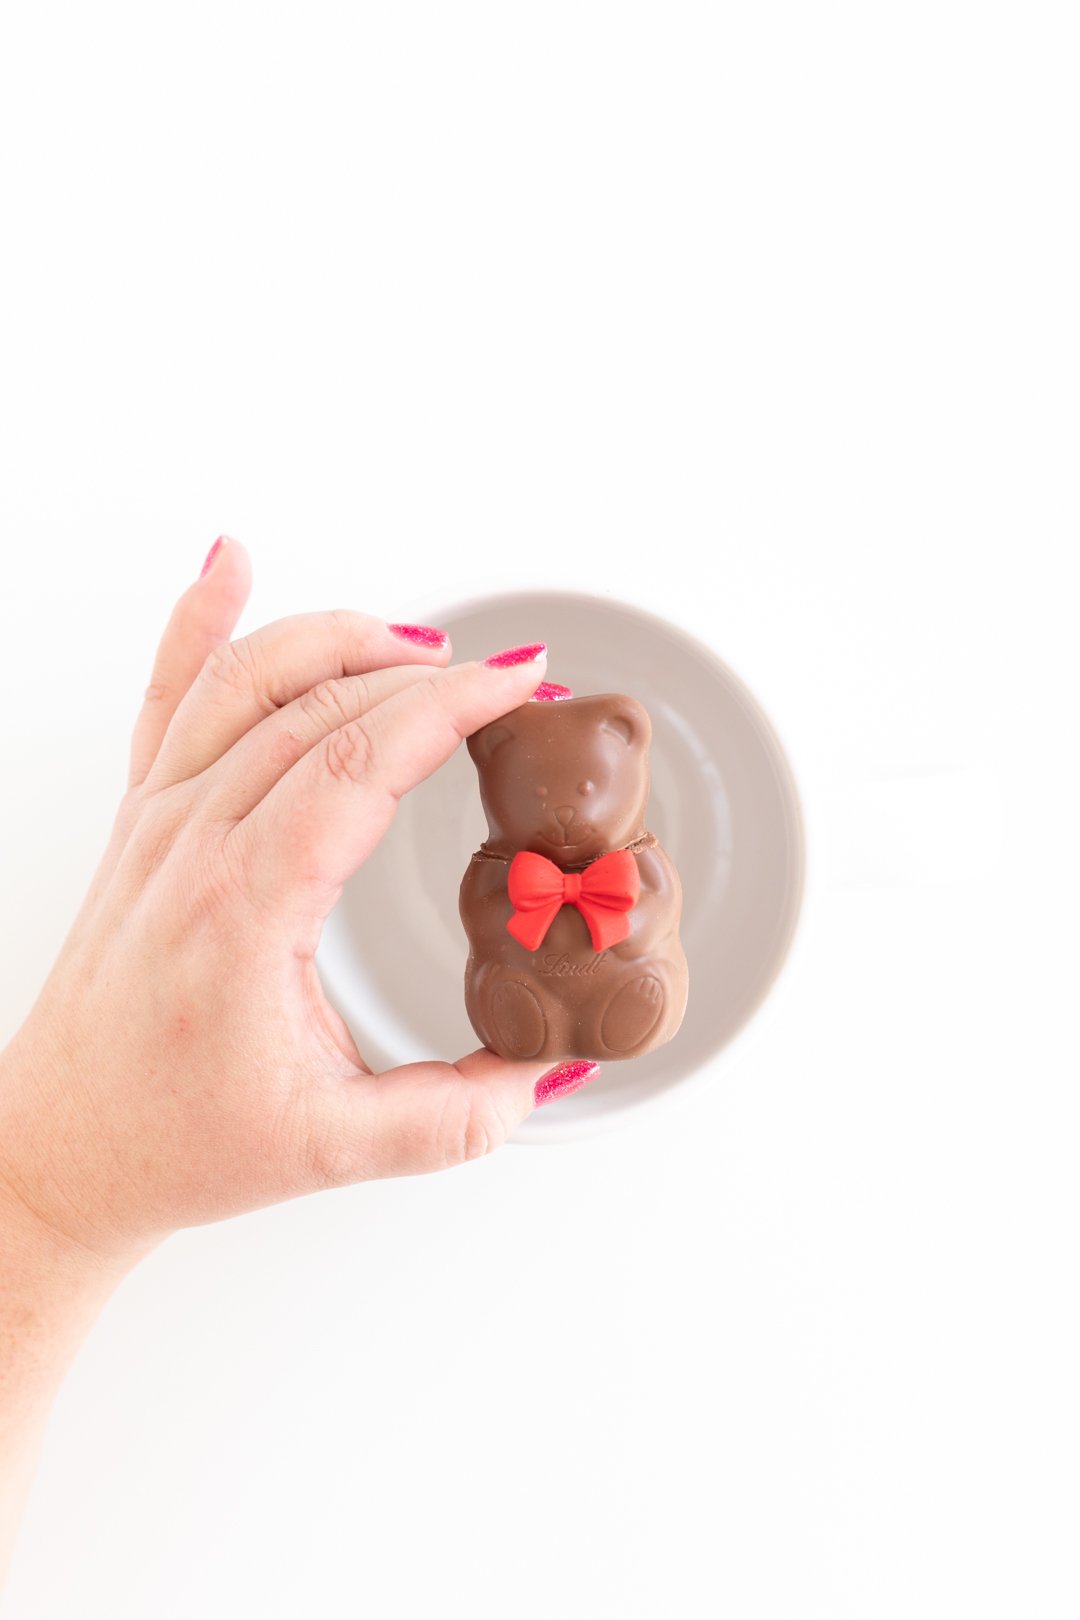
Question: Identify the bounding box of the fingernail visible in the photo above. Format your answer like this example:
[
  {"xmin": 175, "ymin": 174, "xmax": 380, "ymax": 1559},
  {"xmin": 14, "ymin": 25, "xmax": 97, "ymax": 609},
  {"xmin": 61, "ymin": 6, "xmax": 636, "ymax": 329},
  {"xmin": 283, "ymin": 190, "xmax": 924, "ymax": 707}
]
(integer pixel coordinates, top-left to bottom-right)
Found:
[
  {"xmin": 387, "ymin": 622, "xmax": 450, "ymax": 650},
  {"xmin": 199, "ymin": 535, "xmax": 231, "ymax": 578},
  {"xmin": 534, "ymin": 1059, "xmax": 601, "ymax": 1108},
  {"xmin": 484, "ymin": 642, "xmax": 547, "ymax": 669},
  {"xmin": 530, "ymin": 681, "xmax": 573, "ymax": 702}
]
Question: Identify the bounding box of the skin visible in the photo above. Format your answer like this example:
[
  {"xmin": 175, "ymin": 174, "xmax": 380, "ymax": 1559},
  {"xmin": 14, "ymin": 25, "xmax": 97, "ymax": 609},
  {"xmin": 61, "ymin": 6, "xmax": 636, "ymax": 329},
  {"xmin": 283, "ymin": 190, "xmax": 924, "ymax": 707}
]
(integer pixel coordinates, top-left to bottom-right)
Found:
[{"xmin": 0, "ymin": 539, "xmax": 570, "ymax": 1582}]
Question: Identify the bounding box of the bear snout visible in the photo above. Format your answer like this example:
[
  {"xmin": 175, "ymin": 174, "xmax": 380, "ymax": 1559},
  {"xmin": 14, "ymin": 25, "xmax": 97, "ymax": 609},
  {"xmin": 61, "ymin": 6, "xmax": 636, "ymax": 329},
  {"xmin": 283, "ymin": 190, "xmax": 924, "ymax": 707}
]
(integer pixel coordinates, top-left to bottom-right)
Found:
[{"xmin": 547, "ymin": 806, "xmax": 592, "ymax": 846}]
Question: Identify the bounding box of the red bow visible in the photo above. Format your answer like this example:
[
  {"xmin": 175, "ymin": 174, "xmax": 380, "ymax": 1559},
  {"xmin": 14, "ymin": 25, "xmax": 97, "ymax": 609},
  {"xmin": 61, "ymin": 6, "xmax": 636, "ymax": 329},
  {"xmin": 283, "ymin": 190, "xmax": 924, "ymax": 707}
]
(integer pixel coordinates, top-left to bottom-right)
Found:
[{"xmin": 506, "ymin": 849, "xmax": 640, "ymax": 952}]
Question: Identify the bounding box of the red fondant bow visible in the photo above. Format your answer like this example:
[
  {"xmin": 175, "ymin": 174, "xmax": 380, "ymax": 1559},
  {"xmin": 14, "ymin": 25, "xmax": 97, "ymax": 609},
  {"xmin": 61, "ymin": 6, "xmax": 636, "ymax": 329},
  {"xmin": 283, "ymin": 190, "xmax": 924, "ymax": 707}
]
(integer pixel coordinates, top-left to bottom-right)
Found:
[{"xmin": 506, "ymin": 849, "xmax": 640, "ymax": 952}]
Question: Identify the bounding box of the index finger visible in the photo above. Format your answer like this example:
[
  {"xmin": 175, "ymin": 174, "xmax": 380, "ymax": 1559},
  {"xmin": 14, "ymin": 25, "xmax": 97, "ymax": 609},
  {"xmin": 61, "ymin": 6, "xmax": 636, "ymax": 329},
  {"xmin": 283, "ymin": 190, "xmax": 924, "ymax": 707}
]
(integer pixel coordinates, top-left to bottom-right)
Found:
[{"xmin": 233, "ymin": 644, "xmax": 548, "ymax": 912}]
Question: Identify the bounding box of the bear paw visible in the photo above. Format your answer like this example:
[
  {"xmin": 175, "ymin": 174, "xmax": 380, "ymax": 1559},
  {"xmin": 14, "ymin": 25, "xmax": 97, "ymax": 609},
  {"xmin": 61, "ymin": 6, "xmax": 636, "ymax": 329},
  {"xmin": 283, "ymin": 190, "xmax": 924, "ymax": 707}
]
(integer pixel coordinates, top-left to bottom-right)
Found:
[
  {"xmin": 490, "ymin": 979, "xmax": 547, "ymax": 1060},
  {"xmin": 600, "ymin": 975, "xmax": 664, "ymax": 1054}
]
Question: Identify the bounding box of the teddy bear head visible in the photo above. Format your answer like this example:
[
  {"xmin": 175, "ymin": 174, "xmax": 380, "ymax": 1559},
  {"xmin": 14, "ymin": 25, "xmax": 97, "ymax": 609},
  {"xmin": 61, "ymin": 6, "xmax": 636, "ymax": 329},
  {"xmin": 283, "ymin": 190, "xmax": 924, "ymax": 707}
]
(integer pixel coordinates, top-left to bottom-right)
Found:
[{"xmin": 467, "ymin": 693, "xmax": 652, "ymax": 865}]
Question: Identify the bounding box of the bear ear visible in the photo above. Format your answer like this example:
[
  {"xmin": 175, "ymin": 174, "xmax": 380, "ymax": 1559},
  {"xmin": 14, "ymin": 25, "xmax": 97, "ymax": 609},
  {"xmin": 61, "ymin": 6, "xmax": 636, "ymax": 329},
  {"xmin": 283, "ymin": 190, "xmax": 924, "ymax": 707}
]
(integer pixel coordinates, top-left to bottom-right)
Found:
[
  {"xmin": 600, "ymin": 696, "xmax": 650, "ymax": 751},
  {"xmin": 467, "ymin": 721, "xmax": 515, "ymax": 765}
]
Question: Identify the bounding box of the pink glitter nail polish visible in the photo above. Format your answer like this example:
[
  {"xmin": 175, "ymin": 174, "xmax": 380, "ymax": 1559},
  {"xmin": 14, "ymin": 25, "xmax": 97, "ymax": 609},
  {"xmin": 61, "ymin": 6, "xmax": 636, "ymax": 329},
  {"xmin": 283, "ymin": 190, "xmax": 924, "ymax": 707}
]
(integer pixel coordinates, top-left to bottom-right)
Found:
[
  {"xmin": 534, "ymin": 1059, "xmax": 600, "ymax": 1108},
  {"xmin": 484, "ymin": 643, "xmax": 547, "ymax": 669},
  {"xmin": 388, "ymin": 622, "xmax": 449, "ymax": 649},
  {"xmin": 199, "ymin": 535, "xmax": 232, "ymax": 578},
  {"xmin": 530, "ymin": 681, "xmax": 573, "ymax": 702}
]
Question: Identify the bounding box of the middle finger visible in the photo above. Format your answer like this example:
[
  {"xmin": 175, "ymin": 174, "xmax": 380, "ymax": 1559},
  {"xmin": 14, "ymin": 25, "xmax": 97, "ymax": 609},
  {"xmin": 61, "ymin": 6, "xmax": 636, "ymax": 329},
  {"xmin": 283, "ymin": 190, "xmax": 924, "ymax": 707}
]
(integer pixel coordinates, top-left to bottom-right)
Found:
[
  {"xmin": 194, "ymin": 663, "xmax": 440, "ymax": 822},
  {"xmin": 143, "ymin": 610, "xmax": 450, "ymax": 790}
]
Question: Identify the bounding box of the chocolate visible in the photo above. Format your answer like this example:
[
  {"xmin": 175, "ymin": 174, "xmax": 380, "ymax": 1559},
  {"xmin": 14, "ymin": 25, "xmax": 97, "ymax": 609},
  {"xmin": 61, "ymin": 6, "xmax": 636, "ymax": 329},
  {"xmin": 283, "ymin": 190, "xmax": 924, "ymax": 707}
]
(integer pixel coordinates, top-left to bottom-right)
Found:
[{"xmin": 460, "ymin": 693, "xmax": 688, "ymax": 1062}]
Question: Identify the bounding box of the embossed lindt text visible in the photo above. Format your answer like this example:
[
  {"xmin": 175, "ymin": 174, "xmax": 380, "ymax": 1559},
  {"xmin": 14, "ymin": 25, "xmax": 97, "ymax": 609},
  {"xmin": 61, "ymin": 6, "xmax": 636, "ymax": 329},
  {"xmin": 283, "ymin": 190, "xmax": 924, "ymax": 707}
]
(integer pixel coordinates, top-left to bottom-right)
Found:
[{"xmin": 537, "ymin": 951, "xmax": 607, "ymax": 977}]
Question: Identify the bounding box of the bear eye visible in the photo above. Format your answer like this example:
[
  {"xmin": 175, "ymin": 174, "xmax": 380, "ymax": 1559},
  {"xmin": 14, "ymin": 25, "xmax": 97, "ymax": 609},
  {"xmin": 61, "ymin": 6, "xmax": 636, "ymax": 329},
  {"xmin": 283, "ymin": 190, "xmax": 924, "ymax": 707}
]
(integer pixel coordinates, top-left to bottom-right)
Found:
[
  {"xmin": 579, "ymin": 780, "xmax": 594, "ymax": 795},
  {"xmin": 535, "ymin": 785, "xmax": 548, "ymax": 799}
]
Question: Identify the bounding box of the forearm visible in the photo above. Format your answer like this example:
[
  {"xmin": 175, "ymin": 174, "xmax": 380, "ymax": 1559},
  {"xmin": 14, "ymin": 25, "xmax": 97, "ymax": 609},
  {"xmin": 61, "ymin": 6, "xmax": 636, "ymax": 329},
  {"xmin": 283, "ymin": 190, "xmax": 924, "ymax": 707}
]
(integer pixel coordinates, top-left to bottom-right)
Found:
[{"xmin": 0, "ymin": 1047, "xmax": 143, "ymax": 1585}]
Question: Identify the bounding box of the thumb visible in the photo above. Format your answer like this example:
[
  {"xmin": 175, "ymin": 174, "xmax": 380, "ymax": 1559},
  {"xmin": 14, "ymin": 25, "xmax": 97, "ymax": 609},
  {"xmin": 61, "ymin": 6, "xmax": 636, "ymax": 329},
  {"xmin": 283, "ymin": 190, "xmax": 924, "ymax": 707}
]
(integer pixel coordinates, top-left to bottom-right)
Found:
[{"xmin": 307, "ymin": 1050, "xmax": 601, "ymax": 1185}]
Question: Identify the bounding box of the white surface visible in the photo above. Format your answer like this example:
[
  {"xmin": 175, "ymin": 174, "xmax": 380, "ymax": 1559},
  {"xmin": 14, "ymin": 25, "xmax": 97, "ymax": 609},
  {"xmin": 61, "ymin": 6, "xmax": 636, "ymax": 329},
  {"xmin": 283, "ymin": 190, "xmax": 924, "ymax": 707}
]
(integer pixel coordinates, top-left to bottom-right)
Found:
[{"xmin": 1, "ymin": 4, "xmax": 1077, "ymax": 1617}]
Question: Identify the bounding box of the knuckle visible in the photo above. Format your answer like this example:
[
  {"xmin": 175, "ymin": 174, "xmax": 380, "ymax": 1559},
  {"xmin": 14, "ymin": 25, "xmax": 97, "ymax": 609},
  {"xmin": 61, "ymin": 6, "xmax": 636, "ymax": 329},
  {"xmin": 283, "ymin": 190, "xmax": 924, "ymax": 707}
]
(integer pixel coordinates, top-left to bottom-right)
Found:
[
  {"xmin": 112, "ymin": 782, "xmax": 149, "ymax": 844},
  {"xmin": 142, "ymin": 680, "xmax": 169, "ymax": 705},
  {"xmin": 445, "ymin": 1089, "xmax": 507, "ymax": 1166},
  {"xmin": 120, "ymin": 780, "xmax": 150, "ymax": 819},
  {"xmin": 202, "ymin": 638, "xmax": 255, "ymax": 695},
  {"xmin": 201, "ymin": 637, "xmax": 279, "ymax": 716},
  {"xmin": 327, "ymin": 607, "xmax": 370, "ymax": 641},
  {"xmin": 122, "ymin": 789, "xmax": 187, "ymax": 883},
  {"xmin": 305, "ymin": 1117, "xmax": 372, "ymax": 1191},
  {"xmin": 324, "ymin": 720, "xmax": 375, "ymax": 786},
  {"xmin": 165, "ymin": 825, "xmax": 262, "ymax": 940},
  {"xmin": 416, "ymin": 672, "xmax": 465, "ymax": 738},
  {"xmin": 298, "ymin": 677, "xmax": 365, "ymax": 732}
]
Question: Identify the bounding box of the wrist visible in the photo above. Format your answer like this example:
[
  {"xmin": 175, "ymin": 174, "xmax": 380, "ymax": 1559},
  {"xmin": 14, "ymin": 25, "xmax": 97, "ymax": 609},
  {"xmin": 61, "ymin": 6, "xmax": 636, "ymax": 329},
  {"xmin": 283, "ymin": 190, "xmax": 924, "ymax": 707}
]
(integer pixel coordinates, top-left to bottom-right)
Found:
[
  {"xmin": 0, "ymin": 1056, "xmax": 142, "ymax": 1586},
  {"xmin": 0, "ymin": 1163, "xmax": 144, "ymax": 1299},
  {"xmin": 0, "ymin": 1024, "xmax": 153, "ymax": 1283}
]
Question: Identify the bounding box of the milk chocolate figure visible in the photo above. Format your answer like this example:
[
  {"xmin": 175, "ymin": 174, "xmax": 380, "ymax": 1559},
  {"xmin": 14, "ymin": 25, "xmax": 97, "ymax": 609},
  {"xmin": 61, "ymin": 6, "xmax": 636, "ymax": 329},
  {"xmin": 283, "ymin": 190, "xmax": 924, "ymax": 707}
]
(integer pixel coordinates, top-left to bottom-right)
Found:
[{"xmin": 460, "ymin": 694, "xmax": 688, "ymax": 1062}]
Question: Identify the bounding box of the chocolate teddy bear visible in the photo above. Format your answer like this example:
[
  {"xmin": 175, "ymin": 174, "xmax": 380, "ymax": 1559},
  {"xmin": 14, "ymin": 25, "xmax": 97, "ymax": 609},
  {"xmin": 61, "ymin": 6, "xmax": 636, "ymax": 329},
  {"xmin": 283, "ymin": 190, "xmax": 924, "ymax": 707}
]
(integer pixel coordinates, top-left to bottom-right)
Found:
[{"xmin": 460, "ymin": 693, "xmax": 688, "ymax": 1062}]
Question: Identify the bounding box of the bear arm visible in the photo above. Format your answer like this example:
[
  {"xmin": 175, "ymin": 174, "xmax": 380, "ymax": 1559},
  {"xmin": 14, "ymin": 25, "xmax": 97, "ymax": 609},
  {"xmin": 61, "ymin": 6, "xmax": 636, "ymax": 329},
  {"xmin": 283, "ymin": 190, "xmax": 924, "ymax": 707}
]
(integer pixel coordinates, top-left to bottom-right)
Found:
[
  {"xmin": 459, "ymin": 856, "xmax": 512, "ymax": 937},
  {"xmin": 611, "ymin": 845, "xmax": 679, "ymax": 960}
]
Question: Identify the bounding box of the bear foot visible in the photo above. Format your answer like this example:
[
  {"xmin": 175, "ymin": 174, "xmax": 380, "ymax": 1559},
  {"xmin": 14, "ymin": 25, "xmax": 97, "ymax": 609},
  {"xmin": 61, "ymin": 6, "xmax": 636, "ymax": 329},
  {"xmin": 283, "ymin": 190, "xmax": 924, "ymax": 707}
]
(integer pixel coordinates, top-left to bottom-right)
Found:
[
  {"xmin": 600, "ymin": 975, "xmax": 664, "ymax": 1054},
  {"xmin": 490, "ymin": 979, "xmax": 547, "ymax": 1060}
]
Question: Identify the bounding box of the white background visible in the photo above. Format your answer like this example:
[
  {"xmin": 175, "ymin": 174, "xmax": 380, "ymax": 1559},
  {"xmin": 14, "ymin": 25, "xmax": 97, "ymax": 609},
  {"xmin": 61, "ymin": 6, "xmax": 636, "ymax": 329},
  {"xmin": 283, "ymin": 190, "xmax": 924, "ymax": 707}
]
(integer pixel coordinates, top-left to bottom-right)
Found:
[{"xmin": 1, "ymin": 3, "xmax": 1077, "ymax": 1616}]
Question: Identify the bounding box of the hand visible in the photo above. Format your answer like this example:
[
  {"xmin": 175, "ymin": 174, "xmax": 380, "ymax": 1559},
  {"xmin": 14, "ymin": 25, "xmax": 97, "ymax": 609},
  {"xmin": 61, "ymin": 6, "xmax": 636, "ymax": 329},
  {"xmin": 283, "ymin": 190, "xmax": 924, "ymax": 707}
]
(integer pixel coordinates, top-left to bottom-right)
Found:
[{"xmin": 0, "ymin": 539, "xmax": 598, "ymax": 1266}]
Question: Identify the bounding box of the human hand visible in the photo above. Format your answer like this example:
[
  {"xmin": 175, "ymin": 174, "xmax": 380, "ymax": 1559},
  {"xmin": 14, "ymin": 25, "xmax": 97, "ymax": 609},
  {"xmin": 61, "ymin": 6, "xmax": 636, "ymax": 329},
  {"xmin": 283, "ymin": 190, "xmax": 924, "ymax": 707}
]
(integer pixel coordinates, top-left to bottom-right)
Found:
[{"xmin": 0, "ymin": 539, "xmax": 599, "ymax": 1265}]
